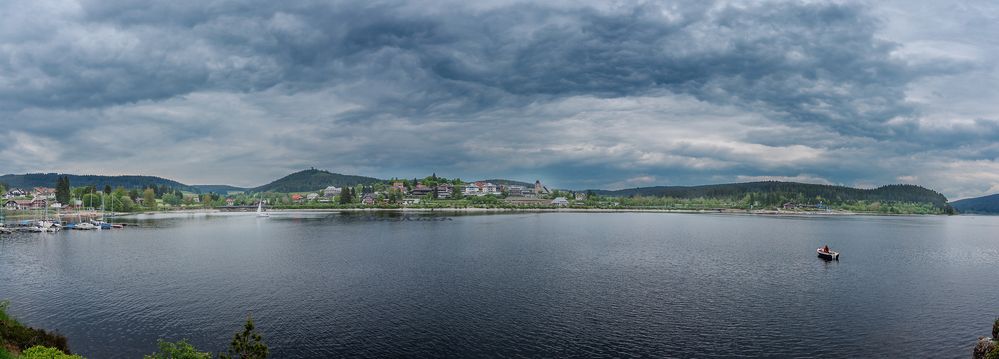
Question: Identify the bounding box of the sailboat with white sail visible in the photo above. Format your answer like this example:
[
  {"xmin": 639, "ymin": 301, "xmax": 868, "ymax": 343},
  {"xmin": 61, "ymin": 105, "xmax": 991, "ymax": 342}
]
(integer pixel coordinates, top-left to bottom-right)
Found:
[{"xmin": 257, "ymin": 194, "xmax": 269, "ymax": 217}]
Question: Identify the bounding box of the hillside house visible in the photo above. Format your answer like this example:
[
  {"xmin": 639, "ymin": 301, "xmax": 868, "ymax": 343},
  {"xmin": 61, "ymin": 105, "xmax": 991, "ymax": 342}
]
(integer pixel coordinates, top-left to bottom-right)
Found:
[
  {"xmin": 410, "ymin": 184, "xmax": 433, "ymax": 196},
  {"xmin": 323, "ymin": 186, "xmax": 342, "ymax": 197},
  {"xmin": 437, "ymin": 184, "xmax": 453, "ymax": 198},
  {"xmin": 506, "ymin": 185, "xmax": 526, "ymax": 196}
]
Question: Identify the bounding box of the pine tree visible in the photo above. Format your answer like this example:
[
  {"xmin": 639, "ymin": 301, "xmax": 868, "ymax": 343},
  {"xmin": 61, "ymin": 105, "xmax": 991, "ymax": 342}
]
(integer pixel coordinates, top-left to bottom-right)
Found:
[
  {"xmin": 219, "ymin": 315, "xmax": 268, "ymax": 359},
  {"xmin": 55, "ymin": 176, "xmax": 71, "ymax": 205}
]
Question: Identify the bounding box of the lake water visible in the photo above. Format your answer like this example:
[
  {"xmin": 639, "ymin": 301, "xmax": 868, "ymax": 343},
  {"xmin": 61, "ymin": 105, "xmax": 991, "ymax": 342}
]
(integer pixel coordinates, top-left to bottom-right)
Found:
[{"xmin": 1, "ymin": 212, "xmax": 998, "ymax": 358}]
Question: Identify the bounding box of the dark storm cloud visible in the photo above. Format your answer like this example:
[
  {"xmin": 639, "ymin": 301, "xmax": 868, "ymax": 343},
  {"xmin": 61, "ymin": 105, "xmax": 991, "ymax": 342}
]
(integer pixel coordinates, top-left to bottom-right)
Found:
[
  {"xmin": 1, "ymin": 0, "xmax": 996, "ymax": 198},
  {"xmin": 3, "ymin": 1, "xmax": 945, "ymax": 134}
]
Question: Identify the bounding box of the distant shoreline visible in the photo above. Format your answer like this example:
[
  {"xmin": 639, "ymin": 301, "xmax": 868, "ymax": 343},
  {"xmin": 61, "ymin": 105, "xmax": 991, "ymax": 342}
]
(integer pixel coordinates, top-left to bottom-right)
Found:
[{"xmin": 106, "ymin": 207, "xmax": 946, "ymax": 217}]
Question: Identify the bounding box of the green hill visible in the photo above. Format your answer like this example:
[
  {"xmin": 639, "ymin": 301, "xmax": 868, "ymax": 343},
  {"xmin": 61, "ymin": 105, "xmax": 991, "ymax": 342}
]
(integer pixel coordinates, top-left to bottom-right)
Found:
[
  {"xmin": 252, "ymin": 169, "xmax": 382, "ymax": 193},
  {"xmin": 190, "ymin": 184, "xmax": 248, "ymax": 194},
  {"xmin": 591, "ymin": 181, "xmax": 951, "ymax": 209},
  {"xmin": 0, "ymin": 173, "xmax": 194, "ymax": 192},
  {"xmin": 476, "ymin": 179, "xmax": 535, "ymax": 187},
  {"xmin": 950, "ymin": 193, "xmax": 999, "ymax": 214}
]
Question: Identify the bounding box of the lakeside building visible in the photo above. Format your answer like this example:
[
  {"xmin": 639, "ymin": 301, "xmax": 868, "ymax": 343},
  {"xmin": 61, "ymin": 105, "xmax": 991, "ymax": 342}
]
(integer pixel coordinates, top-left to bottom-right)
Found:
[
  {"xmin": 575, "ymin": 192, "xmax": 587, "ymax": 201},
  {"xmin": 551, "ymin": 197, "xmax": 569, "ymax": 206},
  {"xmin": 411, "ymin": 184, "xmax": 434, "ymax": 196},
  {"xmin": 437, "ymin": 184, "xmax": 453, "ymax": 198},
  {"xmin": 392, "ymin": 182, "xmax": 406, "ymax": 192},
  {"xmin": 463, "ymin": 182, "xmax": 501, "ymax": 196},
  {"xmin": 361, "ymin": 193, "xmax": 376, "ymax": 205},
  {"xmin": 291, "ymin": 194, "xmax": 304, "ymax": 203},
  {"xmin": 225, "ymin": 198, "xmax": 236, "ymax": 206},
  {"xmin": 323, "ymin": 186, "xmax": 342, "ymax": 197},
  {"xmin": 505, "ymin": 185, "xmax": 527, "ymax": 196},
  {"xmin": 306, "ymin": 193, "xmax": 320, "ymax": 201},
  {"xmin": 4, "ymin": 188, "xmax": 28, "ymax": 198}
]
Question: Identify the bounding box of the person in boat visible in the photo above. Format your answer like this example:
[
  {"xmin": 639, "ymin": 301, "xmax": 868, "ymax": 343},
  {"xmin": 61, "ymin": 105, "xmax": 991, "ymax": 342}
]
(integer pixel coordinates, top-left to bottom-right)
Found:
[{"xmin": 822, "ymin": 245, "xmax": 830, "ymax": 253}]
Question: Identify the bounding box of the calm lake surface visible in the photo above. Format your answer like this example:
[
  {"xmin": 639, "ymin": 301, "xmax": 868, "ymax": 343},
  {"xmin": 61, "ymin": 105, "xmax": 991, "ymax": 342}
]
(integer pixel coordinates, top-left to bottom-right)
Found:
[{"xmin": 1, "ymin": 212, "xmax": 998, "ymax": 358}]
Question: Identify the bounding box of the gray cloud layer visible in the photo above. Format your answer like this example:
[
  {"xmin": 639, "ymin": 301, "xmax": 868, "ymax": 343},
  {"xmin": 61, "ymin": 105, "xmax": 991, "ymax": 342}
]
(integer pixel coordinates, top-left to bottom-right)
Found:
[{"xmin": 1, "ymin": 0, "xmax": 997, "ymax": 199}]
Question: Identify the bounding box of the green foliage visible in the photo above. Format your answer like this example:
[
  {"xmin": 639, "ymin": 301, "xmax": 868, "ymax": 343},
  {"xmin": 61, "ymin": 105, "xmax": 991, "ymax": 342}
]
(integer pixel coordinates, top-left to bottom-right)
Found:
[
  {"xmin": 21, "ymin": 346, "xmax": 83, "ymax": 359},
  {"xmin": 952, "ymin": 194, "xmax": 999, "ymax": 214},
  {"xmin": 219, "ymin": 315, "xmax": 268, "ymax": 359},
  {"xmin": 596, "ymin": 181, "xmax": 950, "ymax": 210},
  {"xmin": 55, "ymin": 177, "xmax": 71, "ymax": 205},
  {"xmin": 252, "ymin": 169, "xmax": 380, "ymax": 193},
  {"xmin": 143, "ymin": 339, "xmax": 210, "ymax": 359},
  {"xmin": 118, "ymin": 197, "xmax": 136, "ymax": 212},
  {"xmin": 0, "ymin": 301, "xmax": 71, "ymax": 355},
  {"xmin": 161, "ymin": 194, "xmax": 181, "ymax": 206},
  {"xmin": 993, "ymin": 316, "xmax": 999, "ymax": 340},
  {"xmin": 0, "ymin": 347, "xmax": 13, "ymax": 359},
  {"xmin": 143, "ymin": 189, "xmax": 158, "ymax": 209},
  {"xmin": 0, "ymin": 173, "xmax": 193, "ymax": 192}
]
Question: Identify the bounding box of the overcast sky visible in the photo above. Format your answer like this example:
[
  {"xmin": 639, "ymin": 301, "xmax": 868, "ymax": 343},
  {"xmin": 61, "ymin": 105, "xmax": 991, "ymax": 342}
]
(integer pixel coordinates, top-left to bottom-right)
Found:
[{"xmin": 1, "ymin": 0, "xmax": 997, "ymax": 199}]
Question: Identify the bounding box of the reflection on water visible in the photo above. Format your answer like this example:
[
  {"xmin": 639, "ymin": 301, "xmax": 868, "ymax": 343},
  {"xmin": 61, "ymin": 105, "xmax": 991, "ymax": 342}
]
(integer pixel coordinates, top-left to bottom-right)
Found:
[{"xmin": 1, "ymin": 213, "xmax": 998, "ymax": 358}]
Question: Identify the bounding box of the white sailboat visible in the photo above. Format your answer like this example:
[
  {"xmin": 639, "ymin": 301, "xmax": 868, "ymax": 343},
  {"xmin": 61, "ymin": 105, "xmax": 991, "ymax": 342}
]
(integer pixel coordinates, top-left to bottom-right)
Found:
[{"xmin": 257, "ymin": 195, "xmax": 269, "ymax": 217}]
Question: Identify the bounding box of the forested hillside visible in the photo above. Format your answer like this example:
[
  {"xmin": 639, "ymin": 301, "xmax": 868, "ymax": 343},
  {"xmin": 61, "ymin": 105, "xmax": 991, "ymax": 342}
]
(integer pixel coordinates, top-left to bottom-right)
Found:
[
  {"xmin": 252, "ymin": 169, "xmax": 382, "ymax": 193},
  {"xmin": 592, "ymin": 181, "xmax": 951, "ymax": 209}
]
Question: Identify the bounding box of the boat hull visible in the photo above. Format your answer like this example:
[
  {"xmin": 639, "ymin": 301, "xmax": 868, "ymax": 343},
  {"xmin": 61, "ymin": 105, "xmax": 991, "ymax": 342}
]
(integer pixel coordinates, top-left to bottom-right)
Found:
[{"xmin": 816, "ymin": 248, "xmax": 840, "ymax": 260}]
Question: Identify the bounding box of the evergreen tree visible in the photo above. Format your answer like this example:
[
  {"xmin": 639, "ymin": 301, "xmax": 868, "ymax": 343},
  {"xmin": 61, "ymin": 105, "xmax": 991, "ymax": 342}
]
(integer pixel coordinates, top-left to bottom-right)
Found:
[
  {"xmin": 219, "ymin": 315, "xmax": 268, "ymax": 359},
  {"xmin": 104, "ymin": 184, "xmax": 112, "ymax": 194},
  {"xmin": 55, "ymin": 176, "xmax": 71, "ymax": 205}
]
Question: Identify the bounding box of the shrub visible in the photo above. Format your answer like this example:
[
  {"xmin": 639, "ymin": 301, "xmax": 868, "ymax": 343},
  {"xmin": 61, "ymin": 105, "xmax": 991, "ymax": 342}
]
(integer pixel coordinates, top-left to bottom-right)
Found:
[
  {"xmin": 144, "ymin": 339, "xmax": 210, "ymax": 359},
  {"xmin": 0, "ymin": 301, "xmax": 69, "ymax": 353},
  {"xmin": 20, "ymin": 346, "xmax": 83, "ymax": 359}
]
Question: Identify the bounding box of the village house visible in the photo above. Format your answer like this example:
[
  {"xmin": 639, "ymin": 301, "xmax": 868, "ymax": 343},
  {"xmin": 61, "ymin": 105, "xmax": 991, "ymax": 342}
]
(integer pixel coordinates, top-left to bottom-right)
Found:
[
  {"xmin": 410, "ymin": 184, "xmax": 433, "ymax": 196},
  {"xmin": 4, "ymin": 200, "xmax": 32, "ymax": 210},
  {"xmin": 463, "ymin": 182, "xmax": 500, "ymax": 196},
  {"xmin": 291, "ymin": 194, "xmax": 304, "ymax": 203},
  {"xmin": 392, "ymin": 182, "xmax": 406, "ymax": 192},
  {"xmin": 575, "ymin": 192, "xmax": 587, "ymax": 201},
  {"xmin": 323, "ymin": 186, "xmax": 341, "ymax": 197},
  {"xmin": 551, "ymin": 197, "xmax": 569, "ymax": 207},
  {"xmin": 505, "ymin": 185, "xmax": 526, "ymax": 196},
  {"xmin": 436, "ymin": 184, "xmax": 453, "ymax": 198},
  {"xmin": 306, "ymin": 193, "xmax": 320, "ymax": 201},
  {"xmin": 225, "ymin": 198, "xmax": 236, "ymax": 206},
  {"xmin": 30, "ymin": 198, "xmax": 48, "ymax": 209},
  {"xmin": 361, "ymin": 193, "xmax": 376, "ymax": 205},
  {"xmin": 4, "ymin": 188, "xmax": 28, "ymax": 198}
]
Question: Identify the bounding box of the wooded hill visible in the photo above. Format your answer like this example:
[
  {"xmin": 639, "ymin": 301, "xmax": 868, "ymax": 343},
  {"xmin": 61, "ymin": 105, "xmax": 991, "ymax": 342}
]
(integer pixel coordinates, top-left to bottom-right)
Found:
[
  {"xmin": 0, "ymin": 173, "xmax": 195, "ymax": 192},
  {"xmin": 950, "ymin": 193, "xmax": 999, "ymax": 214},
  {"xmin": 250, "ymin": 168, "xmax": 382, "ymax": 193},
  {"xmin": 591, "ymin": 181, "xmax": 951, "ymax": 209}
]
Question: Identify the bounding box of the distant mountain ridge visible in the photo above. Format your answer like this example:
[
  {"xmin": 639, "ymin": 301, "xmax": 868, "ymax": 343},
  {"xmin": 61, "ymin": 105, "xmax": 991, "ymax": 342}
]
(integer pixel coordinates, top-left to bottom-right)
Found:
[
  {"xmin": 950, "ymin": 193, "xmax": 999, "ymax": 214},
  {"xmin": 591, "ymin": 181, "xmax": 951, "ymax": 208},
  {"xmin": 475, "ymin": 179, "xmax": 535, "ymax": 188},
  {"xmin": 190, "ymin": 185, "xmax": 248, "ymax": 194},
  {"xmin": 251, "ymin": 169, "xmax": 382, "ymax": 193},
  {"xmin": 0, "ymin": 173, "xmax": 195, "ymax": 192}
]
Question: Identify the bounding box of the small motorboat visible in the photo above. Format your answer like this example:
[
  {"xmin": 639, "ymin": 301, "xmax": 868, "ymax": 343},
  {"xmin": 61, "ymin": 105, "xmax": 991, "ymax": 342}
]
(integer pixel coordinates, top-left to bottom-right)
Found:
[{"xmin": 817, "ymin": 247, "xmax": 840, "ymax": 260}]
